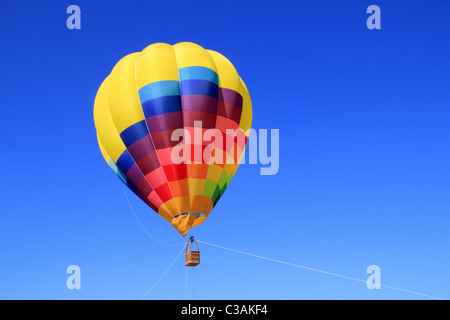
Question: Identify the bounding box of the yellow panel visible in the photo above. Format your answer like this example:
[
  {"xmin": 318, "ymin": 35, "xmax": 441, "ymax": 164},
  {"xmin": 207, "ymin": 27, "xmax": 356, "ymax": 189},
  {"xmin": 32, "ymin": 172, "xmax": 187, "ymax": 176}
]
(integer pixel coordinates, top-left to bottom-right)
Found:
[
  {"xmin": 223, "ymin": 163, "xmax": 235, "ymax": 175},
  {"xmin": 188, "ymin": 178, "xmax": 206, "ymax": 196},
  {"xmin": 162, "ymin": 198, "xmax": 181, "ymax": 217},
  {"xmin": 97, "ymin": 134, "xmax": 110, "ymax": 165},
  {"xmin": 239, "ymin": 77, "xmax": 253, "ymax": 133},
  {"xmin": 198, "ymin": 197, "xmax": 213, "ymax": 214},
  {"xmin": 93, "ymin": 77, "xmax": 126, "ymax": 162},
  {"xmin": 192, "ymin": 215, "xmax": 206, "ymax": 227},
  {"xmin": 204, "ymin": 202, "xmax": 214, "ymax": 216},
  {"xmin": 173, "ymin": 195, "xmax": 190, "ymax": 214},
  {"xmin": 174, "ymin": 42, "xmax": 217, "ymax": 70},
  {"xmin": 107, "ymin": 53, "xmax": 146, "ymax": 134},
  {"xmin": 206, "ymin": 164, "xmax": 223, "ymax": 182},
  {"xmin": 189, "ymin": 195, "xmax": 204, "ymax": 213},
  {"xmin": 157, "ymin": 206, "xmax": 174, "ymax": 223},
  {"xmin": 135, "ymin": 43, "xmax": 179, "ymax": 88},
  {"xmin": 207, "ymin": 49, "xmax": 241, "ymax": 92}
]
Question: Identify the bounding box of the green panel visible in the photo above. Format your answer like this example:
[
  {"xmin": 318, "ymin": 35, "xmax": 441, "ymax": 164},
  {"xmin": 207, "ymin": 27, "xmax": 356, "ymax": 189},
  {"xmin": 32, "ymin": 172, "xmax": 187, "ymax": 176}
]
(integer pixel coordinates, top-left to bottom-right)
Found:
[
  {"xmin": 203, "ymin": 179, "xmax": 218, "ymax": 198},
  {"xmin": 217, "ymin": 170, "xmax": 229, "ymax": 190},
  {"xmin": 211, "ymin": 185, "xmax": 221, "ymax": 204}
]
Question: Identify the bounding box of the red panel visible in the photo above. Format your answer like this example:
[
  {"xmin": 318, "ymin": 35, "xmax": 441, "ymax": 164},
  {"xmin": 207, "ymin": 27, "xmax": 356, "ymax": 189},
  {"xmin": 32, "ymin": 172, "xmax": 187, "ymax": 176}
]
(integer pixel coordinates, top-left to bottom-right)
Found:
[
  {"xmin": 147, "ymin": 190, "xmax": 163, "ymax": 209},
  {"xmin": 154, "ymin": 183, "xmax": 174, "ymax": 203},
  {"xmin": 163, "ymin": 164, "xmax": 188, "ymax": 181},
  {"xmin": 145, "ymin": 167, "xmax": 167, "ymax": 189}
]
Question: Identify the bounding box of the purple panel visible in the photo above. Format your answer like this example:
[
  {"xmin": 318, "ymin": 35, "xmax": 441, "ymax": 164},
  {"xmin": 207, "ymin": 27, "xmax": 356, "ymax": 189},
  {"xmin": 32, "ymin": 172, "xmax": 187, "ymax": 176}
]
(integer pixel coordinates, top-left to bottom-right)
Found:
[
  {"xmin": 136, "ymin": 176, "xmax": 153, "ymax": 197},
  {"xmin": 146, "ymin": 111, "xmax": 184, "ymax": 133},
  {"xmin": 181, "ymin": 95, "xmax": 218, "ymax": 114},
  {"xmin": 126, "ymin": 163, "xmax": 145, "ymax": 186},
  {"xmin": 127, "ymin": 135, "xmax": 155, "ymax": 161},
  {"xmin": 219, "ymin": 88, "xmax": 243, "ymax": 109}
]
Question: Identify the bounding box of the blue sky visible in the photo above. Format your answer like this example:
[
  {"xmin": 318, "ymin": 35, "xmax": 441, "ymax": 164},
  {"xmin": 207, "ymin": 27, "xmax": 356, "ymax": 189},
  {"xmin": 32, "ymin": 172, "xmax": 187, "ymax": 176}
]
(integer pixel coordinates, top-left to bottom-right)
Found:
[{"xmin": 0, "ymin": 0, "xmax": 449, "ymax": 299}]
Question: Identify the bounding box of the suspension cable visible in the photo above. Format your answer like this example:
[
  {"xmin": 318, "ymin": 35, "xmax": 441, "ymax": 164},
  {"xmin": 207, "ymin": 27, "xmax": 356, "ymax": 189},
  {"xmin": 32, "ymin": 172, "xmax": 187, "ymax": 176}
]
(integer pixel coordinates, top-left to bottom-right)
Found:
[{"xmin": 124, "ymin": 189, "xmax": 187, "ymax": 246}]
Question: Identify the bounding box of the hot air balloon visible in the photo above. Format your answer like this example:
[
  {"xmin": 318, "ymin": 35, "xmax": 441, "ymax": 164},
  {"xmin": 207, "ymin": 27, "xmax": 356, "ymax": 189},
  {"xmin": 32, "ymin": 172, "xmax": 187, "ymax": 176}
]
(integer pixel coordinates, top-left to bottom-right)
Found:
[{"xmin": 93, "ymin": 42, "xmax": 252, "ymax": 247}]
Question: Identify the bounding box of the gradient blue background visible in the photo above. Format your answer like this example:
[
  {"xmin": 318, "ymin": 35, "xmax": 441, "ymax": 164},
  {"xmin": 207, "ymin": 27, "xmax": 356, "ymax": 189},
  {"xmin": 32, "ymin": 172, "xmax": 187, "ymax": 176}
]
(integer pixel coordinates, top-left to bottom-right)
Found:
[{"xmin": 0, "ymin": 0, "xmax": 449, "ymax": 300}]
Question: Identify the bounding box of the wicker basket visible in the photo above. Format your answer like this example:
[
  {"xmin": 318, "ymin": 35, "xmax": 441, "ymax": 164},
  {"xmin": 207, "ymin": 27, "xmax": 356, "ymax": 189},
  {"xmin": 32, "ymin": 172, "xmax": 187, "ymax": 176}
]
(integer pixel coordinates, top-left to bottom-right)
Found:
[{"xmin": 185, "ymin": 240, "xmax": 200, "ymax": 267}]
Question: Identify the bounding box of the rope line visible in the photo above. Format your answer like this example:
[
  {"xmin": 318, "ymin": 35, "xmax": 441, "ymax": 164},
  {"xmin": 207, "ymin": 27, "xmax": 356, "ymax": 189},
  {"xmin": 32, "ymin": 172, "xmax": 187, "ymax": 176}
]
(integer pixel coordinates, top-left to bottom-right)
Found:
[
  {"xmin": 124, "ymin": 189, "xmax": 187, "ymax": 246},
  {"xmin": 141, "ymin": 246, "xmax": 185, "ymax": 300},
  {"xmin": 198, "ymin": 240, "xmax": 443, "ymax": 300},
  {"xmin": 185, "ymin": 266, "xmax": 189, "ymax": 300}
]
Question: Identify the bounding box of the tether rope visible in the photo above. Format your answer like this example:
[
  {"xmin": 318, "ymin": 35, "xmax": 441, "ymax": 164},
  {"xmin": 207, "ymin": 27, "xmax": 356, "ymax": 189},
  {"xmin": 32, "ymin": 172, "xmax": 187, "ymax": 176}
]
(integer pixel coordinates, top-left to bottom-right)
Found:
[
  {"xmin": 198, "ymin": 240, "xmax": 443, "ymax": 300},
  {"xmin": 185, "ymin": 266, "xmax": 189, "ymax": 300},
  {"xmin": 141, "ymin": 245, "xmax": 185, "ymax": 300}
]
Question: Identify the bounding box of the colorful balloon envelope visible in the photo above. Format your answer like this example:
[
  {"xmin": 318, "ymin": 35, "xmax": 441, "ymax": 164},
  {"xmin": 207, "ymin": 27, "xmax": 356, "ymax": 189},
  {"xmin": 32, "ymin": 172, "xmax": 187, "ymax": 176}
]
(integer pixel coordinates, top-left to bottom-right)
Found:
[{"xmin": 94, "ymin": 42, "xmax": 252, "ymax": 236}]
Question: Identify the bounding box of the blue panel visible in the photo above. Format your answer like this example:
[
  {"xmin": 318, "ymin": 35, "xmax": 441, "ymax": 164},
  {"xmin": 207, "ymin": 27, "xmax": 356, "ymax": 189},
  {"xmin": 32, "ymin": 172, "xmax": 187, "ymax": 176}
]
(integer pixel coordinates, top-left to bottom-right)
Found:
[
  {"xmin": 180, "ymin": 79, "xmax": 218, "ymax": 99},
  {"xmin": 119, "ymin": 120, "xmax": 149, "ymax": 147},
  {"xmin": 116, "ymin": 149, "xmax": 135, "ymax": 174},
  {"xmin": 126, "ymin": 179, "xmax": 137, "ymax": 194},
  {"xmin": 138, "ymin": 80, "xmax": 180, "ymax": 103},
  {"xmin": 116, "ymin": 167, "xmax": 128, "ymax": 184},
  {"xmin": 141, "ymin": 95, "xmax": 182, "ymax": 118},
  {"xmin": 179, "ymin": 66, "xmax": 219, "ymax": 85},
  {"xmin": 108, "ymin": 158, "xmax": 118, "ymax": 175}
]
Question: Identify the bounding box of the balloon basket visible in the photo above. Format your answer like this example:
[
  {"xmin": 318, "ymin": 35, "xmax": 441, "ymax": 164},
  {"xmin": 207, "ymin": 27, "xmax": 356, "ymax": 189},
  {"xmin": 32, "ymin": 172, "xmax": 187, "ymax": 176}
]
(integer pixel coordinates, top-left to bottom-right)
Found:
[{"xmin": 185, "ymin": 239, "xmax": 200, "ymax": 267}]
